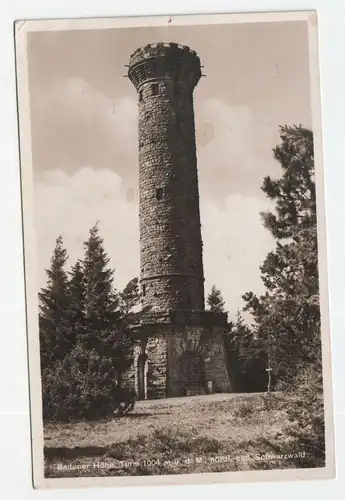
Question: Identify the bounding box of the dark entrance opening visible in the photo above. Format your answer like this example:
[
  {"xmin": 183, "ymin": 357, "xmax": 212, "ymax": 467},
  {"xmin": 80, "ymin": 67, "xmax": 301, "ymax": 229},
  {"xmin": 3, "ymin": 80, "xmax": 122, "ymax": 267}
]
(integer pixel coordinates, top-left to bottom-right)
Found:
[
  {"xmin": 137, "ymin": 353, "xmax": 148, "ymax": 400},
  {"xmin": 178, "ymin": 351, "xmax": 205, "ymax": 396}
]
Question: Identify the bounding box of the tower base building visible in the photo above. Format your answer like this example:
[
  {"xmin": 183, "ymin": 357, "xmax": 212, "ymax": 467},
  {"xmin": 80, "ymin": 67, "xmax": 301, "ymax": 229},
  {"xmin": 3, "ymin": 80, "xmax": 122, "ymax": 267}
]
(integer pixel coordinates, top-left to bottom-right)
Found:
[{"xmin": 132, "ymin": 311, "xmax": 232, "ymax": 399}]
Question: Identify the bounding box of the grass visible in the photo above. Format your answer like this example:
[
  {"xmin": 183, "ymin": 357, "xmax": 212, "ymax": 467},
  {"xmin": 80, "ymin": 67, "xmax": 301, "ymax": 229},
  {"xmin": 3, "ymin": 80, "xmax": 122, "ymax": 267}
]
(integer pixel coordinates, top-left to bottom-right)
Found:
[{"xmin": 44, "ymin": 392, "xmax": 315, "ymax": 478}]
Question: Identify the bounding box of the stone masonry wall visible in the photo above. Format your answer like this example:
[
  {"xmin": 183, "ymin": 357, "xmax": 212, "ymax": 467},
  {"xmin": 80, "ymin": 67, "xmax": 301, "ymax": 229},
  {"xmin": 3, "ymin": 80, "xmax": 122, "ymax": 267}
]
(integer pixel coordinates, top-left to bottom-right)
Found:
[
  {"xmin": 123, "ymin": 336, "xmax": 168, "ymax": 400},
  {"xmin": 128, "ymin": 44, "xmax": 205, "ymax": 312},
  {"xmin": 125, "ymin": 319, "xmax": 232, "ymax": 399},
  {"xmin": 145, "ymin": 336, "xmax": 168, "ymax": 399},
  {"xmin": 167, "ymin": 326, "xmax": 232, "ymax": 397}
]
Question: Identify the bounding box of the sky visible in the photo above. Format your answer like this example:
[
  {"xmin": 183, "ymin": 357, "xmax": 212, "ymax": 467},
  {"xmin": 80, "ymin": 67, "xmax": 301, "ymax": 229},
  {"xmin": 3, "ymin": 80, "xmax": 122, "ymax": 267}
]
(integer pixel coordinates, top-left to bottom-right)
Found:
[{"xmin": 27, "ymin": 20, "xmax": 312, "ymax": 319}]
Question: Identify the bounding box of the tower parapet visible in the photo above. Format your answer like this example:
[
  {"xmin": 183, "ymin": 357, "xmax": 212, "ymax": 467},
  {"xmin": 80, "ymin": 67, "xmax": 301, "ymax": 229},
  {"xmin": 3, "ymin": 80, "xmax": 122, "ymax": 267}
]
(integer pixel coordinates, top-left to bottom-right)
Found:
[{"xmin": 128, "ymin": 42, "xmax": 202, "ymax": 91}]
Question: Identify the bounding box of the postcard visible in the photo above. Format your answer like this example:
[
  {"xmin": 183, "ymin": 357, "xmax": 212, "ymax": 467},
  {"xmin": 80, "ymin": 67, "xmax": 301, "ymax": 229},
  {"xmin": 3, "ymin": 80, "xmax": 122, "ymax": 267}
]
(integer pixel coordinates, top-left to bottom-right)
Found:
[{"xmin": 14, "ymin": 10, "xmax": 335, "ymax": 489}]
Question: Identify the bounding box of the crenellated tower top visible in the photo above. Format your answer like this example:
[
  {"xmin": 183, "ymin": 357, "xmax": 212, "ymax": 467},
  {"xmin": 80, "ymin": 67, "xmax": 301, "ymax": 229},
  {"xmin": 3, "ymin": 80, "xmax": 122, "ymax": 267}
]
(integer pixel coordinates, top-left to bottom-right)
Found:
[{"xmin": 128, "ymin": 42, "xmax": 202, "ymax": 91}]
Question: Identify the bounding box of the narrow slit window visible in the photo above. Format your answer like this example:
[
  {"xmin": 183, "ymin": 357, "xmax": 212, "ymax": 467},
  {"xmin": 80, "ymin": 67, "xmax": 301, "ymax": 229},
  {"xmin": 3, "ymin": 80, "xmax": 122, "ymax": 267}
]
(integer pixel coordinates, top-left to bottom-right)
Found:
[
  {"xmin": 139, "ymin": 90, "xmax": 143, "ymax": 102},
  {"xmin": 142, "ymin": 284, "xmax": 146, "ymax": 297},
  {"xmin": 151, "ymin": 83, "xmax": 159, "ymax": 95},
  {"xmin": 156, "ymin": 187, "xmax": 164, "ymax": 201}
]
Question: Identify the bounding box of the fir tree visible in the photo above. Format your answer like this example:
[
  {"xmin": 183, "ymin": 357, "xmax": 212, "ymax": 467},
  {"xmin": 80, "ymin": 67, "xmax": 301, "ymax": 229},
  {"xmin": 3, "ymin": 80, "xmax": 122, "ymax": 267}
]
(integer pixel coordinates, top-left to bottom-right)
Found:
[
  {"xmin": 207, "ymin": 285, "xmax": 226, "ymax": 313},
  {"xmin": 66, "ymin": 259, "xmax": 86, "ymax": 346},
  {"xmin": 42, "ymin": 225, "xmax": 136, "ymax": 421},
  {"xmin": 82, "ymin": 222, "xmax": 120, "ymax": 347},
  {"xmin": 39, "ymin": 236, "xmax": 72, "ymax": 368},
  {"xmin": 81, "ymin": 223, "xmax": 134, "ymax": 383}
]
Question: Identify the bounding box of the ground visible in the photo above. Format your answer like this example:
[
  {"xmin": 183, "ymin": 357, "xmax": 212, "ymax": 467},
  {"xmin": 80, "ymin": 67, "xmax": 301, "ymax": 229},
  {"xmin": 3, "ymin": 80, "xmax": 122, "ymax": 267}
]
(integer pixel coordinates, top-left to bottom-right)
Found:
[{"xmin": 44, "ymin": 392, "xmax": 312, "ymax": 478}]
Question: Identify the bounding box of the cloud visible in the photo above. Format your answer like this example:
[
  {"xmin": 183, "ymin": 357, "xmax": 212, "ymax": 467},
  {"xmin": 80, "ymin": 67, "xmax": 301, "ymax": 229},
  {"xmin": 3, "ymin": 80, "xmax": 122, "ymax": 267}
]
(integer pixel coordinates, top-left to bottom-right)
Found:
[
  {"xmin": 201, "ymin": 193, "xmax": 275, "ymax": 317},
  {"xmin": 35, "ymin": 167, "xmax": 275, "ymax": 317},
  {"xmin": 56, "ymin": 78, "xmax": 137, "ymax": 137},
  {"xmin": 34, "ymin": 167, "xmax": 140, "ymax": 292},
  {"xmin": 195, "ymin": 98, "xmax": 282, "ymax": 200},
  {"xmin": 32, "ymin": 78, "xmax": 138, "ymax": 175},
  {"xmin": 197, "ymin": 98, "xmax": 253, "ymax": 154}
]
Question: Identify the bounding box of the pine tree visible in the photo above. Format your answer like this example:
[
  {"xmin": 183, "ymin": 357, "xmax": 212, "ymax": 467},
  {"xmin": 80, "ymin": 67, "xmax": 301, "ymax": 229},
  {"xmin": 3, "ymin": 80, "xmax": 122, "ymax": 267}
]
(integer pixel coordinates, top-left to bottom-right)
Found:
[
  {"xmin": 260, "ymin": 125, "xmax": 315, "ymax": 239},
  {"xmin": 39, "ymin": 236, "xmax": 72, "ymax": 368},
  {"xmin": 240, "ymin": 125, "xmax": 325, "ymax": 462},
  {"xmin": 207, "ymin": 285, "xmax": 226, "ymax": 313},
  {"xmin": 243, "ymin": 125, "xmax": 320, "ymax": 385}
]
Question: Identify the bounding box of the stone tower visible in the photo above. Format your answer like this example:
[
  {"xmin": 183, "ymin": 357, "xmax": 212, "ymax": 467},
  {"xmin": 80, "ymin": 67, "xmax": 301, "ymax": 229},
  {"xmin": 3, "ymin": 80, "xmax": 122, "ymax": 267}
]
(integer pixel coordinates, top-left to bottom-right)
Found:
[{"xmin": 128, "ymin": 43, "xmax": 231, "ymax": 399}]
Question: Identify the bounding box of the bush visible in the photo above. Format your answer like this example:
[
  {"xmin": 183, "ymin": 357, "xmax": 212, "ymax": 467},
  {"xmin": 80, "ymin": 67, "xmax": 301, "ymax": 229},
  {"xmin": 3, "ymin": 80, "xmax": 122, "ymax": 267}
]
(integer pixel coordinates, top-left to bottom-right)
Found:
[
  {"xmin": 42, "ymin": 344, "xmax": 136, "ymax": 422},
  {"xmin": 283, "ymin": 362, "xmax": 325, "ymax": 466}
]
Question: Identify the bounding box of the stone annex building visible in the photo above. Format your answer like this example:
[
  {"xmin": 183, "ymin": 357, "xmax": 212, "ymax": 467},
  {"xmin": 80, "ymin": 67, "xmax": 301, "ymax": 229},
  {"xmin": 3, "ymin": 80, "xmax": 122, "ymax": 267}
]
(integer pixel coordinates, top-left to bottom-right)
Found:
[{"xmin": 126, "ymin": 42, "xmax": 232, "ymax": 399}]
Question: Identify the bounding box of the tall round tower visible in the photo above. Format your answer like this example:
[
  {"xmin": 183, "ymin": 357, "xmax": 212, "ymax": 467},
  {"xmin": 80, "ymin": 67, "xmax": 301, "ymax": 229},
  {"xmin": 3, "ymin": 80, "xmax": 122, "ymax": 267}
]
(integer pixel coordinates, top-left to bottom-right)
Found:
[
  {"xmin": 126, "ymin": 43, "xmax": 231, "ymax": 400},
  {"xmin": 128, "ymin": 43, "xmax": 205, "ymax": 312}
]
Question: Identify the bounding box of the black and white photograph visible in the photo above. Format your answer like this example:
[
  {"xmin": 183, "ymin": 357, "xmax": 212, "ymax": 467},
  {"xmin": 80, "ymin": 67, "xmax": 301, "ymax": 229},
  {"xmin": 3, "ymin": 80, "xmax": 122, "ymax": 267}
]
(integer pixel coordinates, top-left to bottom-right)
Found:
[{"xmin": 15, "ymin": 11, "xmax": 335, "ymax": 489}]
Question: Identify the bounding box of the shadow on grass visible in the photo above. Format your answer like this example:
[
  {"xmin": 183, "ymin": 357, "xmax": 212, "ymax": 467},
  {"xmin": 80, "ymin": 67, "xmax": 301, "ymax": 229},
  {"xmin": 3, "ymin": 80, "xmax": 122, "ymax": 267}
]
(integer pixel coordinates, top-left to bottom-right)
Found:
[
  {"xmin": 44, "ymin": 428, "xmax": 223, "ymax": 462},
  {"xmin": 112, "ymin": 411, "xmax": 174, "ymax": 420},
  {"xmin": 114, "ymin": 412, "xmax": 154, "ymax": 418},
  {"xmin": 45, "ymin": 446, "xmax": 107, "ymax": 459}
]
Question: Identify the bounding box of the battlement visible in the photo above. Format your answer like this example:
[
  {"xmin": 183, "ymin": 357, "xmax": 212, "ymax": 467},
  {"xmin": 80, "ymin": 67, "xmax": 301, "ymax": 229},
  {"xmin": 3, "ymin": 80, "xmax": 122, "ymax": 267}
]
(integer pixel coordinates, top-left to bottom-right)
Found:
[
  {"xmin": 129, "ymin": 42, "xmax": 198, "ymax": 64},
  {"xmin": 128, "ymin": 42, "xmax": 202, "ymax": 91}
]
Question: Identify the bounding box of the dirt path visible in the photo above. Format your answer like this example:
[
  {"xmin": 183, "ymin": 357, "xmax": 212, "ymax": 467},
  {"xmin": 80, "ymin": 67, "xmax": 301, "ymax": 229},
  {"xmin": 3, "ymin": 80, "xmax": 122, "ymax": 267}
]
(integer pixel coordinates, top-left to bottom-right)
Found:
[{"xmin": 135, "ymin": 392, "xmax": 265, "ymax": 409}]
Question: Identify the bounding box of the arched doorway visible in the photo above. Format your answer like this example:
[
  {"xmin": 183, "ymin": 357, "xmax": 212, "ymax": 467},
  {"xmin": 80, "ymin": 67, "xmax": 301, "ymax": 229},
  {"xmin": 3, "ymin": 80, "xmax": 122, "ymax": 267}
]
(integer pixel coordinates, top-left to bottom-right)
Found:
[
  {"xmin": 178, "ymin": 350, "xmax": 205, "ymax": 395},
  {"xmin": 137, "ymin": 353, "xmax": 148, "ymax": 400}
]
